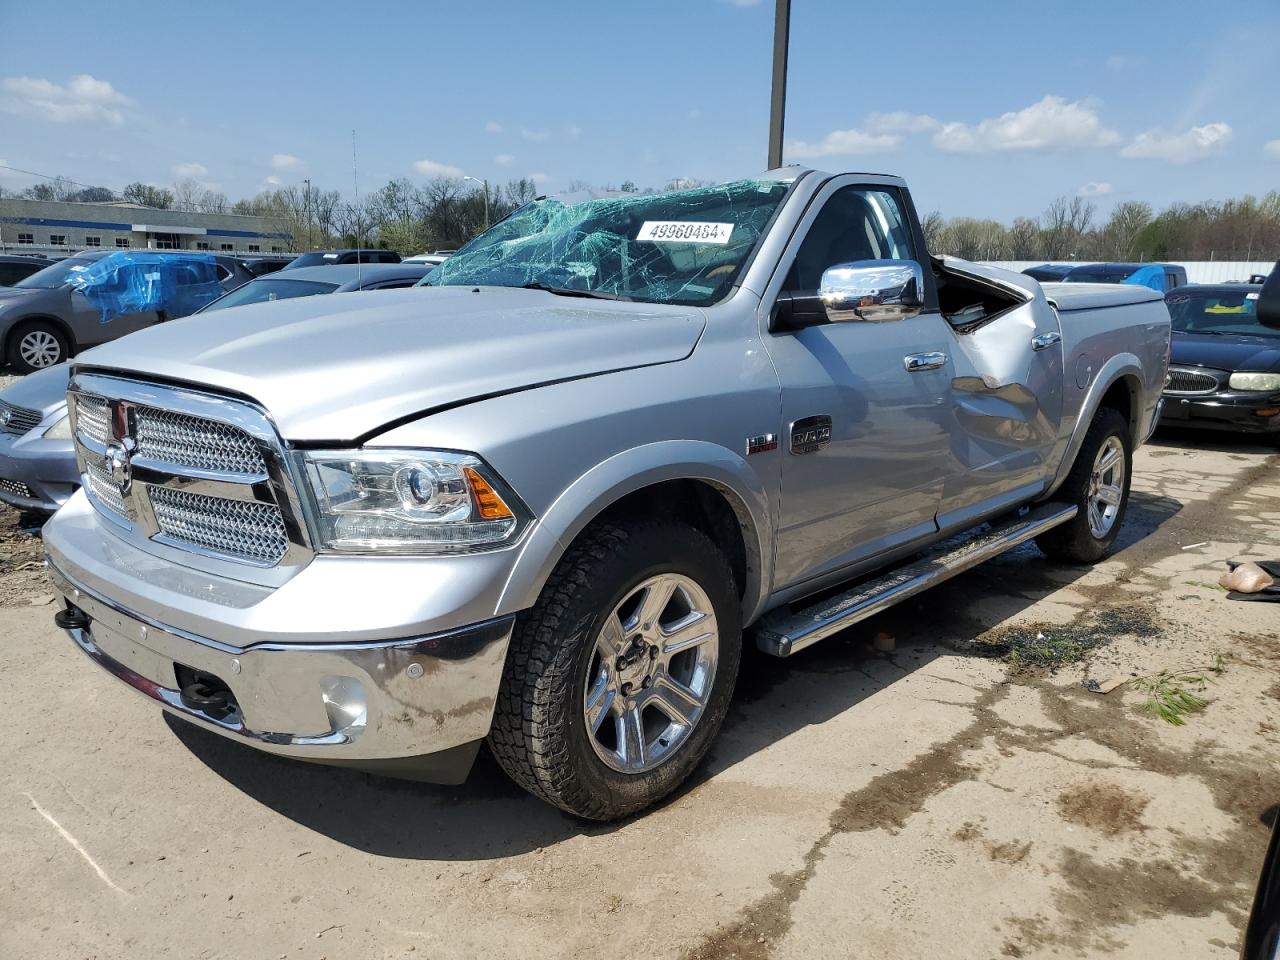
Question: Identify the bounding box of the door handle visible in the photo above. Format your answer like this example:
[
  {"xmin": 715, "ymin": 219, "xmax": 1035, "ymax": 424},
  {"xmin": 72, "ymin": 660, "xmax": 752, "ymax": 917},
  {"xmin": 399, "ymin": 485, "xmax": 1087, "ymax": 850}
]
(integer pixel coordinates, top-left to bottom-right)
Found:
[
  {"xmin": 903, "ymin": 351, "xmax": 947, "ymax": 372},
  {"xmin": 1031, "ymin": 331, "xmax": 1062, "ymax": 351}
]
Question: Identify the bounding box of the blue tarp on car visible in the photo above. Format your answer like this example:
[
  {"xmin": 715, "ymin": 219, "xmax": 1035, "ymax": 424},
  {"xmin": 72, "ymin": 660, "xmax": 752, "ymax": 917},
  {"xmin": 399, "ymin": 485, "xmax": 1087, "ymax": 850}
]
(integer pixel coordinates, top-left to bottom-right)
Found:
[{"xmin": 67, "ymin": 252, "xmax": 224, "ymax": 323}]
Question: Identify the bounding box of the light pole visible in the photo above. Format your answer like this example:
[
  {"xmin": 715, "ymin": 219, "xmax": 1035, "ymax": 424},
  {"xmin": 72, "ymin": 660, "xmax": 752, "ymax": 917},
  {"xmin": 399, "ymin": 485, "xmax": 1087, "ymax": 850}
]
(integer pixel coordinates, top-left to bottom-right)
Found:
[
  {"xmin": 767, "ymin": 0, "xmax": 791, "ymax": 170},
  {"xmin": 464, "ymin": 175, "xmax": 490, "ymax": 230},
  {"xmin": 303, "ymin": 177, "xmax": 313, "ymax": 249}
]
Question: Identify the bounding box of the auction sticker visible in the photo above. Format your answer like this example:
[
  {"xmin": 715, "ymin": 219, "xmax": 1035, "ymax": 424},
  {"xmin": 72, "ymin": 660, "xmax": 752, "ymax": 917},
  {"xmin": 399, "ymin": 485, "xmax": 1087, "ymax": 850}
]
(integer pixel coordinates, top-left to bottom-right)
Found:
[{"xmin": 637, "ymin": 221, "xmax": 734, "ymax": 244}]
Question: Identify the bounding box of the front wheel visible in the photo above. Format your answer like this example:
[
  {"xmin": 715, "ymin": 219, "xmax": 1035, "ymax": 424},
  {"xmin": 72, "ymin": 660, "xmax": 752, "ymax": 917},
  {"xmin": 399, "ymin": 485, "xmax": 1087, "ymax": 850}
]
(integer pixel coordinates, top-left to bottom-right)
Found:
[
  {"xmin": 7, "ymin": 321, "xmax": 70, "ymax": 373},
  {"xmin": 488, "ymin": 520, "xmax": 741, "ymax": 820},
  {"xmin": 1036, "ymin": 407, "xmax": 1132, "ymax": 564}
]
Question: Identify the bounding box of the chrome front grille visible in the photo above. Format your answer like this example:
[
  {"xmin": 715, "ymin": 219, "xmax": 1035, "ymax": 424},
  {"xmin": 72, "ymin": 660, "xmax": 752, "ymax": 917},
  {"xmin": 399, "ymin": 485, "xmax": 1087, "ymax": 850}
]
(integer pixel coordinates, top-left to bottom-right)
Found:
[
  {"xmin": 74, "ymin": 394, "xmax": 110, "ymax": 445},
  {"xmin": 135, "ymin": 407, "xmax": 267, "ymax": 476},
  {"xmin": 84, "ymin": 458, "xmax": 128, "ymax": 518},
  {"xmin": 69, "ymin": 373, "xmax": 310, "ymax": 571},
  {"xmin": 1165, "ymin": 367, "xmax": 1222, "ymax": 395},
  {"xmin": 0, "ymin": 477, "xmax": 33, "ymax": 499},
  {"xmin": 0, "ymin": 399, "xmax": 42, "ymax": 436},
  {"xmin": 149, "ymin": 485, "xmax": 288, "ymax": 565}
]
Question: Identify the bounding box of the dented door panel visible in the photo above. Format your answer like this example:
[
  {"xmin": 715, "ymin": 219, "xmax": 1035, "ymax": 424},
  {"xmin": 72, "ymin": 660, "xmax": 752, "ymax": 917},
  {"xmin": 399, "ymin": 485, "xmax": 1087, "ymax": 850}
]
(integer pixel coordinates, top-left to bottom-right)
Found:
[{"xmin": 938, "ymin": 297, "xmax": 1065, "ymax": 531}]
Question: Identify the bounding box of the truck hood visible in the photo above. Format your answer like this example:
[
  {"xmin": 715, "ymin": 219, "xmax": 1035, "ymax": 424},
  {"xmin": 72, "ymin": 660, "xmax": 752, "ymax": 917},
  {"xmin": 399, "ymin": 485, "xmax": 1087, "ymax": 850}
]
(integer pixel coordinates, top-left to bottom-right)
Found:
[
  {"xmin": 1171, "ymin": 332, "xmax": 1280, "ymax": 372},
  {"xmin": 76, "ymin": 286, "xmax": 706, "ymax": 441}
]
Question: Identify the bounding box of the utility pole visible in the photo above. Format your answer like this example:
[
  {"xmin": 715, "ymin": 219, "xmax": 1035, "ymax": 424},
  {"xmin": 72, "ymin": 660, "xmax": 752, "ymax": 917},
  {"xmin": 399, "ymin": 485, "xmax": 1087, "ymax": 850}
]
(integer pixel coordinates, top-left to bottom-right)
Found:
[
  {"xmin": 464, "ymin": 175, "xmax": 490, "ymax": 229},
  {"xmin": 303, "ymin": 177, "xmax": 313, "ymax": 249},
  {"xmin": 767, "ymin": 0, "xmax": 791, "ymax": 170}
]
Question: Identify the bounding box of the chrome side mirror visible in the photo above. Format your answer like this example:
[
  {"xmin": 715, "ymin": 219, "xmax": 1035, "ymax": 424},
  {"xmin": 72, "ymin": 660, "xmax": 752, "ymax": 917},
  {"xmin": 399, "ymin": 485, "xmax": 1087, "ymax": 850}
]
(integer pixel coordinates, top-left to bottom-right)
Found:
[{"xmin": 819, "ymin": 259, "xmax": 924, "ymax": 323}]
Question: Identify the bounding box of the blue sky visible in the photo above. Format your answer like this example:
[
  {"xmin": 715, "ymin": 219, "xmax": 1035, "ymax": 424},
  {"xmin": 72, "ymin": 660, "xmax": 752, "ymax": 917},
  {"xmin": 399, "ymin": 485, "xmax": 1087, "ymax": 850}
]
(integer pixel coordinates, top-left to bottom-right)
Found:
[{"xmin": 1, "ymin": 0, "xmax": 1277, "ymax": 222}]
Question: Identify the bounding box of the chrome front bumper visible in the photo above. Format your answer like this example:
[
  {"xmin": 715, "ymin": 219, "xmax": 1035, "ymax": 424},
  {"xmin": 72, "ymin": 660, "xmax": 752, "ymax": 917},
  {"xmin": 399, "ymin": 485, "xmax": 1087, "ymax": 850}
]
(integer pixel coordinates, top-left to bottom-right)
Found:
[{"xmin": 48, "ymin": 560, "xmax": 513, "ymax": 779}]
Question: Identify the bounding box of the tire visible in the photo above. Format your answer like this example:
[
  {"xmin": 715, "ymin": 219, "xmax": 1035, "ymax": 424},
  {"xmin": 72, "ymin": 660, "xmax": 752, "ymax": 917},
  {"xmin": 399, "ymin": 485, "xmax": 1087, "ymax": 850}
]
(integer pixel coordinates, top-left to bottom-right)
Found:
[
  {"xmin": 489, "ymin": 520, "xmax": 742, "ymax": 820},
  {"xmin": 1035, "ymin": 407, "xmax": 1132, "ymax": 564},
  {"xmin": 6, "ymin": 321, "xmax": 69, "ymax": 373}
]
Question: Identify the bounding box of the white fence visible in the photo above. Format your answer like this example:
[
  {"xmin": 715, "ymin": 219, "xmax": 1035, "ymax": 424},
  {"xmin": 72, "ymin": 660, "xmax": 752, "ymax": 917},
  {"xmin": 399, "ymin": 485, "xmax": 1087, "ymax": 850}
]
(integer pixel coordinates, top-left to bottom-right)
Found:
[{"xmin": 982, "ymin": 261, "xmax": 1274, "ymax": 284}]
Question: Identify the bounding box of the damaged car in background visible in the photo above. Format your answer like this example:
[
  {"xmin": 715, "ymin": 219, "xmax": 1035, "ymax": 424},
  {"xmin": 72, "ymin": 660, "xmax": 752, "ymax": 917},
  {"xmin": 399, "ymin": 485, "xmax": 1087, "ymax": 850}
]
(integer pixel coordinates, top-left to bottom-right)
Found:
[
  {"xmin": 1159, "ymin": 282, "xmax": 1280, "ymax": 439},
  {"xmin": 44, "ymin": 169, "xmax": 1169, "ymax": 819},
  {"xmin": 0, "ymin": 250, "xmax": 246, "ymax": 373}
]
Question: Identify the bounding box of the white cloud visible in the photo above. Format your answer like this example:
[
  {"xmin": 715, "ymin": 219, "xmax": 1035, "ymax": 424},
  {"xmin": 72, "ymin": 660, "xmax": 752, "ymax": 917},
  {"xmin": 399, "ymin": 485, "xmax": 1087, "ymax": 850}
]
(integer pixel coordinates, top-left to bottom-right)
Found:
[
  {"xmin": 1077, "ymin": 181, "xmax": 1113, "ymax": 197},
  {"xmin": 933, "ymin": 96, "xmax": 1120, "ymax": 153},
  {"xmin": 495, "ymin": 153, "xmax": 515, "ymax": 166},
  {"xmin": 2, "ymin": 73, "xmax": 132, "ymax": 125},
  {"xmin": 787, "ymin": 128, "xmax": 901, "ymax": 159},
  {"xmin": 1265, "ymin": 140, "xmax": 1280, "ymax": 161},
  {"xmin": 528, "ymin": 172, "xmax": 552, "ymax": 185},
  {"xmin": 1120, "ymin": 122, "xmax": 1232, "ymax": 163},
  {"xmin": 521, "ymin": 127, "xmax": 550, "ymax": 142},
  {"xmin": 414, "ymin": 158, "xmax": 465, "ymax": 178},
  {"xmin": 485, "ymin": 120, "xmax": 503, "ymax": 134},
  {"xmin": 264, "ymin": 175, "xmax": 282, "ymax": 186},
  {"xmin": 864, "ymin": 111, "xmax": 939, "ymax": 134},
  {"xmin": 172, "ymin": 162, "xmax": 208, "ymax": 178},
  {"xmin": 270, "ymin": 153, "xmax": 305, "ymax": 171}
]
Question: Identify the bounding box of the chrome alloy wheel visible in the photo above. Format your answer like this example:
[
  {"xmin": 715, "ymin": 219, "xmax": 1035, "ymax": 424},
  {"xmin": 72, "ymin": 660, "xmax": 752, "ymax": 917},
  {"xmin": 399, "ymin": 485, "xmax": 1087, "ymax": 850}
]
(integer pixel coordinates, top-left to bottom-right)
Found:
[
  {"xmin": 1086, "ymin": 436, "xmax": 1126, "ymax": 538},
  {"xmin": 19, "ymin": 330, "xmax": 61, "ymax": 368},
  {"xmin": 584, "ymin": 573, "xmax": 719, "ymax": 774}
]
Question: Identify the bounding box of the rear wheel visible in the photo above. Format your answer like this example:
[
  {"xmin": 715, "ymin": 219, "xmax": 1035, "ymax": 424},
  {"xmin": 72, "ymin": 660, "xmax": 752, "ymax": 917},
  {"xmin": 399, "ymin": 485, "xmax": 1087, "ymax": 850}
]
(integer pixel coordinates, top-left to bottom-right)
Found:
[
  {"xmin": 1036, "ymin": 407, "xmax": 1132, "ymax": 564},
  {"xmin": 488, "ymin": 520, "xmax": 741, "ymax": 820},
  {"xmin": 7, "ymin": 321, "xmax": 69, "ymax": 373}
]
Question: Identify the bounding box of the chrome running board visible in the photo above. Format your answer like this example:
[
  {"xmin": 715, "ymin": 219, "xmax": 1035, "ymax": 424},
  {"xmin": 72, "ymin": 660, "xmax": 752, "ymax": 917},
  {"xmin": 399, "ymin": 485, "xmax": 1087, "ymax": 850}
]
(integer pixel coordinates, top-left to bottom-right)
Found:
[{"xmin": 755, "ymin": 503, "xmax": 1078, "ymax": 657}]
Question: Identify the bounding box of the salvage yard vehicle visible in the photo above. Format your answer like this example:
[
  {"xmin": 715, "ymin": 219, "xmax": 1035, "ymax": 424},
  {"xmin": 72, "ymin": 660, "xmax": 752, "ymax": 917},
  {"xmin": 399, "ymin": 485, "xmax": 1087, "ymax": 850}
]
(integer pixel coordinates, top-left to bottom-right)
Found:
[
  {"xmin": 0, "ymin": 265, "xmax": 434, "ymax": 512},
  {"xmin": 282, "ymin": 249, "xmax": 402, "ymax": 269},
  {"xmin": 1160, "ymin": 282, "xmax": 1280, "ymax": 438},
  {"xmin": 0, "ymin": 250, "xmax": 251, "ymax": 373},
  {"xmin": 45, "ymin": 169, "xmax": 1170, "ymax": 819},
  {"xmin": 0, "ymin": 363, "xmax": 76, "ymax": 513}
]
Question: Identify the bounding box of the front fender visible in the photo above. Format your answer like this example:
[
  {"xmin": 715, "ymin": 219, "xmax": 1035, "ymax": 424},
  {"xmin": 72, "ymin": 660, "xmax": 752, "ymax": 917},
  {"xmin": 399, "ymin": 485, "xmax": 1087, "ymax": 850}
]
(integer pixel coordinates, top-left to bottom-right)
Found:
[{"xmin": 496, "ymin": 439, "xmax": 775, "ymax": 624}]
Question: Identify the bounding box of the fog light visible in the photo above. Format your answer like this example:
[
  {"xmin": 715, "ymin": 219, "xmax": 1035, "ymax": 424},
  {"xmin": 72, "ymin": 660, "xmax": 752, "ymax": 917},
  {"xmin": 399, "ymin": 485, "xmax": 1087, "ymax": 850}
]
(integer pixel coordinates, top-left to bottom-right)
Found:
[{"xmin": 1253, "ymin": 408, "xmax": 1280, "ymax": 417}]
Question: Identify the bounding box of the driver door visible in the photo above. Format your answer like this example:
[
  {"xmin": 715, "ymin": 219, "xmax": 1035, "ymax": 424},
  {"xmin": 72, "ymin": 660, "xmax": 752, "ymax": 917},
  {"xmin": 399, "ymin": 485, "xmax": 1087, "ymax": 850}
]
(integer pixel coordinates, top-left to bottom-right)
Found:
[{"xmin": 764, "ymin": 181, "xmax": 955, "ymax": 589}]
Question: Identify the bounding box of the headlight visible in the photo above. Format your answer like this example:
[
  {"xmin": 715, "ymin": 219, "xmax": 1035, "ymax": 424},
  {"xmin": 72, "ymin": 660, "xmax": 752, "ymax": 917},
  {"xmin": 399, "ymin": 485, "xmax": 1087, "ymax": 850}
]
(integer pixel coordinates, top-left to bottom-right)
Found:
[
  {"xmin": 301, "ymin": 449, "xmax": 530, "ymax": 553},
  {"xmin": 1228, "ymin": 372, "xmax": 1280, "ymax": 392},
  {"xmin": 43, "ymin": 414, "xmax": 72, "ymax": 439}
]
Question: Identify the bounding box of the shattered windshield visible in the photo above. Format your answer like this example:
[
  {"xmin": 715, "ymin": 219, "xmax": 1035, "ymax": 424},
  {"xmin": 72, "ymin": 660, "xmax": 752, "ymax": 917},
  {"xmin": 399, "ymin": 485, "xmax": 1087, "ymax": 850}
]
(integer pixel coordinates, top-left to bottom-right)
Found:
[{"xmin": 429, "ymin": 178, "xmax": 793, "ymax": 306}]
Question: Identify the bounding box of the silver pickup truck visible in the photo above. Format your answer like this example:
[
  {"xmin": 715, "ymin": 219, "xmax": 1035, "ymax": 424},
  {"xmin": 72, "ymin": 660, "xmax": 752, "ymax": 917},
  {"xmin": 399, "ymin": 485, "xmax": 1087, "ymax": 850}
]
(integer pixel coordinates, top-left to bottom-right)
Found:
[{"xmin": 43, "ymin": 169, "xmax": 1170, "ymax": 819}]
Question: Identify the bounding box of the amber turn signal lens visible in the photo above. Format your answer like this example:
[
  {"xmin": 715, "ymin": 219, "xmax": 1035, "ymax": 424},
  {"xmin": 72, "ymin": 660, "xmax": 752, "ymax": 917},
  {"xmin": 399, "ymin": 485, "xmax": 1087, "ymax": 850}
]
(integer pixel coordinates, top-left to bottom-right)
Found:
[{"xmin": 463, "ymin": 467, "xmax": 515, "ymax": 520}]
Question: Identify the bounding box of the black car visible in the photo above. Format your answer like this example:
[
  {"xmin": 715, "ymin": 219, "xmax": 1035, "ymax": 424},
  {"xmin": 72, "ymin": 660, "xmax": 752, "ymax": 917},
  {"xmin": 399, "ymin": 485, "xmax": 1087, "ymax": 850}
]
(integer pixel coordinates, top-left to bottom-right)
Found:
[
  {"xmin": 1022, "ymin": 263, "xmax": 1075, "ymax": 282},
  {"xmin": 241, "ymin": 255, "xmax": 294, "ymax": 277},
  {"xmin": 282, "ymin": 249, "xmax": 401, "ymax": 269},
  {"xmin": 1159, "ymin": 283, "xmax": 1280, "ymax": 437},
  {"xmin": 0, "ymin": 254, "xmax": 54, "ymax": 286}
]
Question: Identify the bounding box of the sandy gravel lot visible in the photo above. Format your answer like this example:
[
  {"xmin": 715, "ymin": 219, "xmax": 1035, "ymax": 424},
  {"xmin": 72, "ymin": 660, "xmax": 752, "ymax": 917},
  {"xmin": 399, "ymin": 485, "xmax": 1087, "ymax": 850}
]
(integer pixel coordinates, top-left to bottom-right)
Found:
[{"xmin": 1, "ymin": 432, "xmax": 1277, "ymax": 960}]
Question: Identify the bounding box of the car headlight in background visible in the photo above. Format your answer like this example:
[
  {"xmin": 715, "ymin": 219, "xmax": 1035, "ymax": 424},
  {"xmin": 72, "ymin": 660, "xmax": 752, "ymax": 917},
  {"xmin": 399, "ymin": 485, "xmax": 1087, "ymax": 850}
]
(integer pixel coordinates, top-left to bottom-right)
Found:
[
  {"xmin": 1228, "ymin": 372, "xmax": 1280, "ymax": 392},
  {"xmin": 301, "ymin": 449, "xmax": 530, "ymax": 553},
  {"xmin": 43, "ymin": 415, "xmax": 72, "ymax": 440}
]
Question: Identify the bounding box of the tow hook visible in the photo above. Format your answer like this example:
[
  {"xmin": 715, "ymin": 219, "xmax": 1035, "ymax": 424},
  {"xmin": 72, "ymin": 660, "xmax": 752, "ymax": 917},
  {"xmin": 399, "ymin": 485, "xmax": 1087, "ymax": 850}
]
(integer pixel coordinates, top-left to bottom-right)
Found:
[
  {"xmin": 176, "ymin": 667, "xmax": 237, "ymax": 721},
  {"xmin": 53, "ymin": 605, "xmax": 90, "ymax": 631}
]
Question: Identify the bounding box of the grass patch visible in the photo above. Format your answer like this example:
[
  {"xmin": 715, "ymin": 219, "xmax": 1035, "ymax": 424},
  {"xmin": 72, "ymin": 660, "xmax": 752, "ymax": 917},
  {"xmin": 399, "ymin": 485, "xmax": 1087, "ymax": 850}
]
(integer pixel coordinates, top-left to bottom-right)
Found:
[
  {"xmin": 977, "ymin": 607, "xmax": 1161, "ymax": 671},
  {"xmin": 1183, "ymin": 580, "xmax": 1227, "ymax": 592},
  {"xmin": 1129, "ymin": 655, "xmax": 1226, "ymax": 725}
]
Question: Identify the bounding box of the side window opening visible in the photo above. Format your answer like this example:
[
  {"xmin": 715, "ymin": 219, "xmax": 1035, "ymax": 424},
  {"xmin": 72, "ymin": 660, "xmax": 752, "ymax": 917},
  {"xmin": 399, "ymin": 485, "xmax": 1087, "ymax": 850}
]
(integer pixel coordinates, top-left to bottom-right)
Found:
[{"xmin": 785, "ymin": 187, "xmax": 915, "ymax": 292}]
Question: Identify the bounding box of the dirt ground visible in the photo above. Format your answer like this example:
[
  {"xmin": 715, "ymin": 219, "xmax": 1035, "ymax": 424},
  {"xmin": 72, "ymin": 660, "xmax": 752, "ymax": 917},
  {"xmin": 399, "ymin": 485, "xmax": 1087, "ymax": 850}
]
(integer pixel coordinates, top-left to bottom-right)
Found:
[{"xmin": 1, "ymin": 432, "xmax": 1277, "ymax": 960}]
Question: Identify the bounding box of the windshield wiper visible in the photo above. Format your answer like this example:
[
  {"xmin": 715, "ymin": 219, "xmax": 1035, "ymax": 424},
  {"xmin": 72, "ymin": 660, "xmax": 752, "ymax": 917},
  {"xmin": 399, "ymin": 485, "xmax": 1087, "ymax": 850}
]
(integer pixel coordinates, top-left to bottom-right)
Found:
[{"xmin": 520, "ymin": 281, "xmax": 632, "ymax": 302}]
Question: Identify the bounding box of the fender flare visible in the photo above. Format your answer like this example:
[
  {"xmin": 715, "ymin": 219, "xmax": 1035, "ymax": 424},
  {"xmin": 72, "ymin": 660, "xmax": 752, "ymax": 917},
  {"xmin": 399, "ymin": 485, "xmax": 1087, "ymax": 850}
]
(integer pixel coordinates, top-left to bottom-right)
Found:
[
  {"xmin": 496, "ymin": 439, "xmax": 775, "ymax": 624},
  {"xmin": 1043, "ymin": 352, "xmax": 1145, "ymax": 500}
]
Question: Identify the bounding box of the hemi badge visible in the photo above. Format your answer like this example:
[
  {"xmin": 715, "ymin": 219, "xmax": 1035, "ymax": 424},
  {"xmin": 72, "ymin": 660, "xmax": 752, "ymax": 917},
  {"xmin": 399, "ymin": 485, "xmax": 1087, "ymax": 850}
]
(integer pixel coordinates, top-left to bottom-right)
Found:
[
  {"xmin": 790, "ymin": 415, "xmax": 832, "ymax": 455},
  {"xmin": 746, "ymin": 434, "xmax": 778, "ymax": 455}
]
